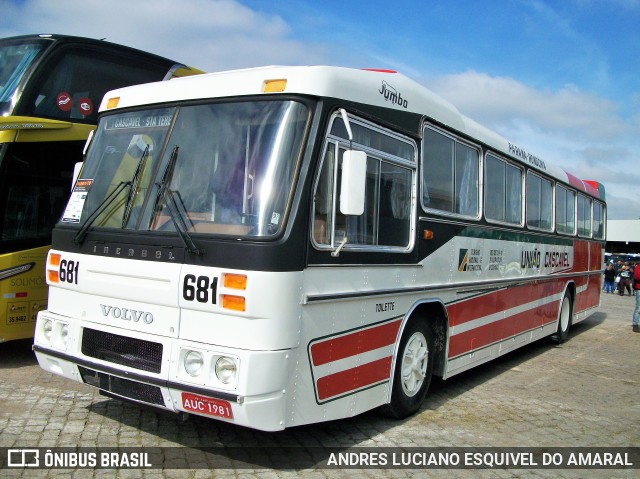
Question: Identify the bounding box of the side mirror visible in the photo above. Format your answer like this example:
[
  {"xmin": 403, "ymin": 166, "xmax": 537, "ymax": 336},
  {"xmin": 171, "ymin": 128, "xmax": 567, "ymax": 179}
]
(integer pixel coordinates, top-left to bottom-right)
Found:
[{"xmin": 339, "ymin": 150, "xmax": 367, "ymax": 215}]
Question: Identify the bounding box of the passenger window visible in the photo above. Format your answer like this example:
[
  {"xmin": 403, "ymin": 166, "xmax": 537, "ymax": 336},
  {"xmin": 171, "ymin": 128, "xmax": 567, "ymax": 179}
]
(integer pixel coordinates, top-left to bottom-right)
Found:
[
  {"xmin": 526, "ymin": 172, "xmax": 553, "ymax": 231},
  {"xmin": 484, "ymin": 154, "xmax": 522, "ymax": 225},
  {"xmin": 555, "ymin": 185, "xmax": 576, "ymax": 235},
  {"xmin": 422, "ymin": 126, "xmax": 479, "ymax": 218},
  {"xmin": 577, "ymin": 194, "xmax": 592, "ymax": 237},
  {"xmin": 593, "ymin": 201, "xmax": 605, "ymax": 240}
]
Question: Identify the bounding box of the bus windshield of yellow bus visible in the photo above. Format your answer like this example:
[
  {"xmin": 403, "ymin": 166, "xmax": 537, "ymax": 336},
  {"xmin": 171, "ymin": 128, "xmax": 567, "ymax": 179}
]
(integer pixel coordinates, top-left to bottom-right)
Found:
[{"xmin": 0, "ymin": 40, "xmax": 46, "ymax": 116}]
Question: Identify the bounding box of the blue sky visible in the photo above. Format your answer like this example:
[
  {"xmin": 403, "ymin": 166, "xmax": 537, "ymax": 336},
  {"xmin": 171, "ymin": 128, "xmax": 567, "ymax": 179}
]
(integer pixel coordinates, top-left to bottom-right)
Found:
[{"xmin": 2, "ymin": 0, "xmax": 639, "ymax": 219}]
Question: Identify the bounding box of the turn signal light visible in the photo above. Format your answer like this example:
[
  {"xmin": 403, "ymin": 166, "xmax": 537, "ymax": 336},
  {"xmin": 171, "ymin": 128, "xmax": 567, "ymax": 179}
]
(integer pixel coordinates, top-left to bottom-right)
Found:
[
  {"xmin": 48, "ymin": 270, "xmax": 59, "ymax": 283},
  {"xmin": 49, "ymin": 253, "xmax": 61, "ymax": 266},
  {"xmin": 223, "ymin": 273, "xmax": 247, "ymax": 290},
  {"xmin": 47, "ymin": 253, "xmax": 61, "ymax": 283},
  {"xmin": 222, "ymin": 295, "xmax": 246, "ymax": 312}
]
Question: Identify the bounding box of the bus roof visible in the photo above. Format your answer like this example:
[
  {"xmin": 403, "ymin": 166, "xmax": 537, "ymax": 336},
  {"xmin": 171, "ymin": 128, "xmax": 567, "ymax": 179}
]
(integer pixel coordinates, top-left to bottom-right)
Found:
[{"xmin": 99, "ymin": 65, "xmax": 604, "ymax": 200}]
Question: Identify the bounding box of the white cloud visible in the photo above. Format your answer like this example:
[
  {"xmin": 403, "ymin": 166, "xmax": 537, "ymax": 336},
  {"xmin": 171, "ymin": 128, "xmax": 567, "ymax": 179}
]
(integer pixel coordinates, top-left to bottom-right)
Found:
[
  {"xmin": 425, "ymin": 70, "xmax": 640, "ymax": 219},
  {"xmin": 0, "ymin": 0, "xmax": 325, "ymax": 71},
  {"xmin": 427, "ymin": 70, "xmax": 627, "ymax": 140}
]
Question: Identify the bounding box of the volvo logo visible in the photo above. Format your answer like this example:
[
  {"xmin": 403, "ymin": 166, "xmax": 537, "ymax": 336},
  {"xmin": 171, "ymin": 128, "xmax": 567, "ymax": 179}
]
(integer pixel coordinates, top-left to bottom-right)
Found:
[{"xmin": 100, "ymin": 304, "xmax": 154, "ymax": 324}]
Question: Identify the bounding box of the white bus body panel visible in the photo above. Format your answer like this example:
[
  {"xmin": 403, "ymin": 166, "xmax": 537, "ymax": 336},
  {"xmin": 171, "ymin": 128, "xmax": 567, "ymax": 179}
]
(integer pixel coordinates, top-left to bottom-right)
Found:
[{"xmin": 35, "ymin": 250, "xmax": 308, "ymax": 430}]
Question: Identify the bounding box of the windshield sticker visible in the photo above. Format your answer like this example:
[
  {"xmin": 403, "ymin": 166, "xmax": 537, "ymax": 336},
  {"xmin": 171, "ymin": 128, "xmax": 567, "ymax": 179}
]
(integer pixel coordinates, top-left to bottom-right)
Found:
[
  {"xmin": 56, "ymin": 92, "xmax": 72, "ymax": 112},
  {"xmin": 78, "ymin": 97, "xmax": 93, "ymax": 117},
  {"xmin": 61, "ymin": 179, "xmax": 93, "ymax": 223}
]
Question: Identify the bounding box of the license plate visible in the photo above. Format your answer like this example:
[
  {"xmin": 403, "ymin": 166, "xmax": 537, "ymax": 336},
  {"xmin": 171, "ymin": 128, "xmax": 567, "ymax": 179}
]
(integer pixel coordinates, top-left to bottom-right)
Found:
[{"xmin": 181, "ymin": 392, "xmax": 233, "ymax": 419}]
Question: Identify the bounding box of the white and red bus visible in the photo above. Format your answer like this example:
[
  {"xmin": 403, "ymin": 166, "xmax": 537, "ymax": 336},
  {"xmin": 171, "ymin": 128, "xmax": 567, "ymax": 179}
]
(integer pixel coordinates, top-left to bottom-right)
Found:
[{"xmin": 33, "ymin": 66, "xmax": 605, "ymax": 431}]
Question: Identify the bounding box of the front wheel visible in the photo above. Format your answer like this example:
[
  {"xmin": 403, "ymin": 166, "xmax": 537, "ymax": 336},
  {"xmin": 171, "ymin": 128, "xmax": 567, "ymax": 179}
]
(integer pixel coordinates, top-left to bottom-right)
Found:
[
  {"xmin": 552, "ymin": 291, "xmax": 573, "ymax": 343},
  {"xmin": 383, "ymin": 320, "xmax": 434, "ymax": 419}
]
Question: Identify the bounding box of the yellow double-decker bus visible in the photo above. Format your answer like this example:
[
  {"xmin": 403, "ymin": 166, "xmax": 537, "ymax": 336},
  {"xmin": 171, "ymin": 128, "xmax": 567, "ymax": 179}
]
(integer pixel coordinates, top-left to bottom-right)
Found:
[{"xmin": 0, "ymin": 34, "xmax": 201, "ymax": 343}]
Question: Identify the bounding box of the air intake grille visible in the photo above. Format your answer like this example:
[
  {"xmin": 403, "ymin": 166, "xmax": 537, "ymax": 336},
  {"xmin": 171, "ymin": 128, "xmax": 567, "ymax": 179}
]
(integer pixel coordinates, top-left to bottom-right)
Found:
[
  {"xmin": 78, "ymin": 367, "xmax": 165, "ymax": 406},
  {"xmin": 81, "ymin": 328, "xmax": 163, "ymax": 373}
]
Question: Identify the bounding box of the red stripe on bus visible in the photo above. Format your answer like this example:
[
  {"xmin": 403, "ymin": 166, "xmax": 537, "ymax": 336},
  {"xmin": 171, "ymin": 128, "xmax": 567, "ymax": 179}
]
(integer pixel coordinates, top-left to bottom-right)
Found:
[
  {"xmin": 316, "ymin": 356, "xmax": 392, "ymax": 400},
  {"xmin": 447, "ymin": 280, "xmax": 566, "ymax": 327},
  {"xmin": 310, "ymin": 319, "xmax": 401, "ymax": 366},
  {"xmin": 448, "ymin": 300, "xmax": 560, "ymax": 358}
]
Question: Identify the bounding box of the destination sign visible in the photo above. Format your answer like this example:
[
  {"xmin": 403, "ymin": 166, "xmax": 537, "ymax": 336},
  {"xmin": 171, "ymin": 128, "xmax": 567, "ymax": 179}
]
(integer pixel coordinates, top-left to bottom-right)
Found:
[{"xmin": 105, "ymin": 114, "xmax": 172, "ymax": 130}]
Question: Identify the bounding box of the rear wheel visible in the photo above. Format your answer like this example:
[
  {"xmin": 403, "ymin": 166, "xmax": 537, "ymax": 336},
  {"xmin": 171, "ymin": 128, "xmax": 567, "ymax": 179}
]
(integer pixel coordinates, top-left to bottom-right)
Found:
[
  {"xmin": 383, "ymin": 320, "xmax": 434, "ymax": 419},
  {"xmin": 552, "ymin": 291, "xmax": 573, "ymax": 343}
]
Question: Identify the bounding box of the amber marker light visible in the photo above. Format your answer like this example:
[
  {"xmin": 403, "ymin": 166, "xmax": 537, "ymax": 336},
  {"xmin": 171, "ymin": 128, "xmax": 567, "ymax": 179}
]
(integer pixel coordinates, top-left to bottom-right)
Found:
[
  {"xmin": 106, "ymin": 97, "xmax": 120, "ymax": 109},
  {"xmin": 222, "ymin": 295, "xmax": 246, "ymax": 312},
  {"xmin": 263, "ymin": 79, "xmax": 287, "ymax": 93},
  {"xmin": 423, "ymin": 229, "xmax": 434, "ymax": 240},
  {"xmin": 223, "ymin": 273, "xmax": 247, "ymax": 290},
  {"xmin": 47, "ymin": 253, "xmax": 61, "ymax": 283},
  {"xmin": 47, "ymin": 270, "xmax": 59, "ymax": 283},
  {"xmin": 49, "ymin": 253, "xmax": 61, "ymax": 265}
]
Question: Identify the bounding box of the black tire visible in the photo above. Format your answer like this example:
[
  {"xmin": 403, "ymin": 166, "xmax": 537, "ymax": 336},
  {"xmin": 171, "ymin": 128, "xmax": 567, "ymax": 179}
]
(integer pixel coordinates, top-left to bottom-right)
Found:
[
  {"xmin": 552, "ymin": 291, "xmax": 573, "ymax": 344},
  {"xmin": 383, "ymin": 320, "xmax": 434, "ymax": 419}
]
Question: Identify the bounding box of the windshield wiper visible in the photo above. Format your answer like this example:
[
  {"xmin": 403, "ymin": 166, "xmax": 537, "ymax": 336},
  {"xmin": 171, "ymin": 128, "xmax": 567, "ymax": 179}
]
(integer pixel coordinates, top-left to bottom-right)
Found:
[
  {"xmin": 74, "ymin": 146, "xmax": 151, "ymax": 245},
  {"xmin": 121, "ymin": 144, "xmax": 150, "ymax": 228},
  {"xmin": 154, "ymin": 146, "xmax": 202, "ymax": 255},
  {"xmin": 74, "ymin": 181, "xmax": 129, "ymax": 245},
  {"xmin": 163, "ymin": 189, "xmax": 201, "ymax": 255}
]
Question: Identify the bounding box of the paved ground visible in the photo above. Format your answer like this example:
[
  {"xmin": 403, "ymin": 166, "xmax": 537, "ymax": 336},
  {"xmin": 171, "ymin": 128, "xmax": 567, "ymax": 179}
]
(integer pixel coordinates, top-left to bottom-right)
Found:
[{"xmin": 0, "ymin": 292, "xmax": 638, "ymax": 478}]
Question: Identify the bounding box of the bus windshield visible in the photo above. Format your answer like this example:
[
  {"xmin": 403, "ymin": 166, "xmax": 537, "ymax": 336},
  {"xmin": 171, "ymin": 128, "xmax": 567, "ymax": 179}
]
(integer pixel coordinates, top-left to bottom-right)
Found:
[
  {"xmin": 71, "ymin": 100, "xmax": 309, "ymax": 238},
  {"xmin": 0, "ymin": 39, "xmax": 46, "ymax": 116}
]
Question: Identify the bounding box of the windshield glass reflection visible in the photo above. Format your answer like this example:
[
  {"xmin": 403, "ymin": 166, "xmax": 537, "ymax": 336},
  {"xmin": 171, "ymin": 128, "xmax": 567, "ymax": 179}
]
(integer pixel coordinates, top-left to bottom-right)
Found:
[{"xmin": 72, "ymin": 100, "xmax": 308, "ymax": 239}]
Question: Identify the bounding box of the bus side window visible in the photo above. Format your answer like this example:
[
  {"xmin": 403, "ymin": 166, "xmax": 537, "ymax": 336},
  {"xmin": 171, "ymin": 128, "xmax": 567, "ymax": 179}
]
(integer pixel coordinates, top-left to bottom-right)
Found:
[
  {"xmin": 313, "ymin": 133, "xmax": 414, "ymax": 249},
  {"xmin": 526, "ymin": 172, "xmax": 553, "ymax": 231},
  {"xmin": 485, "ymin": 154, "xmax": 523, "ymax": 225},
  {"xmin": 312, "ymin": 112, "xmax": 415, "ymax": 251},
  {"xmin": 422, "ymin": 126, "xmax": 479, "ymax": 218}
]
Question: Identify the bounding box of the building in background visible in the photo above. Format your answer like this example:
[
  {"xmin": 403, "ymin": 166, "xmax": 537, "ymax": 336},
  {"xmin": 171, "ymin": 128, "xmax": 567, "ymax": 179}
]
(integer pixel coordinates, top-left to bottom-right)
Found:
[{"xmin": 606, "ymin": 220, "xmax": 640, "ymax": 255}]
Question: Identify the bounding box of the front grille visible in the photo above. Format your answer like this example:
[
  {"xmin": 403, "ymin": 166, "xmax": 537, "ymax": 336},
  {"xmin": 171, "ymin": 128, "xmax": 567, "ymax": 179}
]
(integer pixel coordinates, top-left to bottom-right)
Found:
[
  {"xmin": 81, "ymin": 328, "xmax": 163, "ymax": 373},
  {"xmin": 78, "ymin": 366, "xmax": 165, "ymax": 406}
]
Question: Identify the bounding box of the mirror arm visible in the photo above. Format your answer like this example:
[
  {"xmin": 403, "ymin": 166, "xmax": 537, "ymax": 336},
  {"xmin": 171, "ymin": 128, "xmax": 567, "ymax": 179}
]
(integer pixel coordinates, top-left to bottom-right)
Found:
[
  {"xmin": 339, "ymin": 108, "xmax": 354, "ymax": 149},
  {"xmin": 331, "ymin": 236, "xmax": 348, "ymax": 257}
]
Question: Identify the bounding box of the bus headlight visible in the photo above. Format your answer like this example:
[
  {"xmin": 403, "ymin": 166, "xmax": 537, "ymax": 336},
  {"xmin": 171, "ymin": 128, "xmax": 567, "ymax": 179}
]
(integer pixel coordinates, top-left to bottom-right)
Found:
[
  {"xmin": 43, "ymin": 319, "xmax": 53, "ymax": 341},
  {"xmin": 184, "ymin": 350, "xmax": 204, "ymax": 377},
  {"xmin": 215, "ymin": 356, "xmax": 237, "ymax": 384},
  {"xmin": 60, "ymin": 323, "xmax": 69, "ymax": 346}
]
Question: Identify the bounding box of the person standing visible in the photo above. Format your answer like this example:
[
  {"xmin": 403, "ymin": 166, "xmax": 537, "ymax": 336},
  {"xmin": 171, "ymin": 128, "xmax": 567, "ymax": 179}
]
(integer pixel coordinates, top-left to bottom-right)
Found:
[
  {"xmin": 618, "ymin": 266, "xmax": 632, "ymax": 296},
  {"xmin": 613, "ymin": 260, "xmax": 622, "ymax": 293},
  {"xmin": 633, "ymin": 264, "xmax": 640, "ymax": 333},
  {"xmin": 603, "ymin": 263, "xmax": 616, "ymax": 293}
]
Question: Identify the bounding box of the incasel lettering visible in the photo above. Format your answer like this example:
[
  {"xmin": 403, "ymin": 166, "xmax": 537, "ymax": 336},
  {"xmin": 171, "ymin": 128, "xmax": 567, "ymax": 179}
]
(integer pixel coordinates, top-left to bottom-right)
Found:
[
  {"xmin": 379, "ymin": 81, "xmax": 408, "ymax": 108},
  {"xmin": 100, "ymin": 304, "xmax": 154, "ymax": 324}
]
